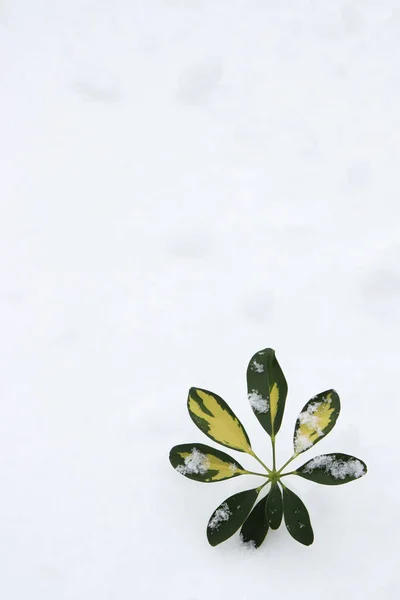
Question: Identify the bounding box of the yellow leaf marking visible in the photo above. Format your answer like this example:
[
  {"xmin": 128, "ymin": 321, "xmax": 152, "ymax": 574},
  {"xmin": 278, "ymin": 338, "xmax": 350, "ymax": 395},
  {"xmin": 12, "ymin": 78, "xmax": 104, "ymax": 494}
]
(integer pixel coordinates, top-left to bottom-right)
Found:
[
  {"xmin": 188, "ymin": 389, "xmax": 252, "ymax": 453},
  {"xmin": 269, "ymin": 383, "xmax": 279, "ymax": 431},
  {"xmin": 294, "ymin": 394, "xmax": 335, "ymax": 453},
  {"xmin": 178, "ymin": 451, "xmax": 245, "ymax": 481}
]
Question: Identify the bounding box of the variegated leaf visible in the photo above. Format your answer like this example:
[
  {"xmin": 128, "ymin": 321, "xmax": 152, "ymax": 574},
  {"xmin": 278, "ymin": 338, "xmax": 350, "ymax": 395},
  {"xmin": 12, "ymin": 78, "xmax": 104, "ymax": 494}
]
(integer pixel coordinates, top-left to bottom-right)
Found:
[
  {"xmin": 247, "ymin": 348, "xmax": 288, "ymax": 438},
  {"xmin": 207, "ymin": 487, "xmax": 260, "ymax": 546},
  {"xmin": 295, "ymin": 453, "xmax": 367, "ymax": 485},
  {"xmin": 169, "ymin": 443, "xmax": 247, "ymax": 483},
  {"xmin": 293, "ymin": 389, "xmax": 340, "ymax": 455},
  {"xmin": 187, "ymin": 387, "xmax": 252, "ymax": 453}
]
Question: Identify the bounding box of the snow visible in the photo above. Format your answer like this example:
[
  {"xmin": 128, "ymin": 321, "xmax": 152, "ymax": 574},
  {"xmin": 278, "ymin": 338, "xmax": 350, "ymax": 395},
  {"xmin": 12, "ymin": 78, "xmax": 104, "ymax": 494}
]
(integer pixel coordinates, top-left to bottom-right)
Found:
[
  {"xmin": 251, "ymin": 360, "xmax": 264, "ymax": 373},
  {"xmin": 239, "ymin": 536, "xmax": 256, "ymax": 550},
  {"xmin": 304, "ymin": 455, "xmax": 365, "ymax": 480},
  {"xmin": 1, "ymin": 1, "xmax": 399, "ymax": 599},
  {"xmin": 248, "ymin": 390, "xmax": 269, "ymax": 413},
  {"xmin": 176, "ymin": 448, "xmax": 210, "ymax": 476},
  {"xmin": 294, "ymin": 401, "xmax": 326, "ymax": 453},
  {"xmin": 298, "ymin": 402, "xmax": 323, "ymax": 432},
  {"xmin": 208, "ymin": 502, "xmax": 232, "ymax": 530},
  {"xmin": 294, "ymin": 433, "xmax": 314, "ymax": 454}
]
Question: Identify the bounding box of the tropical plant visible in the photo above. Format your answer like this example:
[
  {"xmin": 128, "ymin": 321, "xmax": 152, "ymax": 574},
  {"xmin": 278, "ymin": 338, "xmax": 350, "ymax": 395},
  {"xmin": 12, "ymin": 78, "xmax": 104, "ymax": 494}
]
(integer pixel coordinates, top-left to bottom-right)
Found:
[{"xmin": 169, "ymin": 348, "xmax": 367, "ymax": 548}]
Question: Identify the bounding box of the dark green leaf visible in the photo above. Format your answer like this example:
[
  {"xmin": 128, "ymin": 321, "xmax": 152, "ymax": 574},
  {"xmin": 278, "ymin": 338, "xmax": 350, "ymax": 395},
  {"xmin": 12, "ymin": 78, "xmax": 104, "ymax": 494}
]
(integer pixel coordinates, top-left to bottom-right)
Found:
[
  {"xmin": 295, "ymin": 453, "xmax": 367, "ymax": 485},
  {"xmin": 247, "ymin": 348, "xmax": 288, "ymax": 438},
  {"xmin": 207, "ymin": 488, "xmax": 260, "ymax": 546},
  {"xmin": 169, "ymin": 443, "xmax": 247, "ymax": 483},
  {"xmin": 266, "ymin": 483, "xmax": 283, "ymax": 529},
  {"xmin": 282, "ymin": 485, "xmax": 314, "ymax": 546},
  {"xmin": 240, "ymin": 494, "xmax": 269, "ymax": 548},
  {"xmin": 187, "ymin": 387, "xmax": 252, "ymax": 453},
  {"xmin": 293, "ymin": 390, "xmax": 340, "ymax": 455}
]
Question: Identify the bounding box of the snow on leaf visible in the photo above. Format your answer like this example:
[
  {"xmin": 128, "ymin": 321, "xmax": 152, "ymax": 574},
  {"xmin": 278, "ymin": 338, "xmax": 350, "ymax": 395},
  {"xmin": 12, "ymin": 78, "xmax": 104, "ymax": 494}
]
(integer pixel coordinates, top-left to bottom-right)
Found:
[
  {"xmin": 209, "ymin": 503, "xmax": 231, "ymax": 530},
  {"xmin": 303, "ymin": 455, "xmax": 365, "ymax": 480},
  {"xmin": 175, "ymin": 448, "xmax": 210, "ymax": 475},
  {"xmin": 248, "ymin": 390, "xmax": 269, "ymax": 414},
  {"xmin": 251, "ymin": 360, "xmax": 264, "ymax": 373}
]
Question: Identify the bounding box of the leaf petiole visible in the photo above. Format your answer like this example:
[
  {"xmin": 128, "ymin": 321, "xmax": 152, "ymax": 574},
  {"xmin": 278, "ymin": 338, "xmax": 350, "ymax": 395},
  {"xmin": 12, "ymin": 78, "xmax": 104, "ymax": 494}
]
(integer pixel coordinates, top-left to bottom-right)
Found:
[
  {"xmin": 256, "ymin": 479, "xmax": 272, "ymax": 493},
  {"xmin": 243, "ymin": 470, "xmax": 271, "ymax": 478},
  {"xmin": 276, "ymin": 454, "xmax": 298, "ymax": 476},
  {"xmin": 271, "ymin": 434, "xmax": 277, "ymax": 471},
  {"xmin": 248, "ymin": 449, "xmax": 273, "ymax": 475}
]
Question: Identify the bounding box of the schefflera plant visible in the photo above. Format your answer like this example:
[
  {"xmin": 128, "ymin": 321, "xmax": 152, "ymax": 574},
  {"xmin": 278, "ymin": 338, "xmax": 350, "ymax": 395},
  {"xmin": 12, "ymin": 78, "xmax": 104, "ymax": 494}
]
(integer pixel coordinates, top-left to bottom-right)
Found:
[{"xmin": 169, "ymin": 348, "xmax": 367, "ymax": 548}]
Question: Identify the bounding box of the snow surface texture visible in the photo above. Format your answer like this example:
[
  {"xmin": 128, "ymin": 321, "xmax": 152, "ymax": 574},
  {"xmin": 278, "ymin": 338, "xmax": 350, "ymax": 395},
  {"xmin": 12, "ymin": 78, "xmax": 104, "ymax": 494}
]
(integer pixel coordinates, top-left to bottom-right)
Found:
[
  {"xmin": 304, "ymin": 455, "xmax": 365, "ymax": 479},
  {"xmin": 0, "ymin": 1, "xmax": 399, "ymax": 599}
]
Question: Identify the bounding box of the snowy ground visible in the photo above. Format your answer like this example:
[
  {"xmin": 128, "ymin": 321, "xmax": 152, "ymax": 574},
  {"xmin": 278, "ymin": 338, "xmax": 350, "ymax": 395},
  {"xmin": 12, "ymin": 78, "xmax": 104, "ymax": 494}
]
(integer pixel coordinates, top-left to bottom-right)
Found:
[{"xmin": 1, "ymin": 1, "xmax": 399, "ymax": 598}]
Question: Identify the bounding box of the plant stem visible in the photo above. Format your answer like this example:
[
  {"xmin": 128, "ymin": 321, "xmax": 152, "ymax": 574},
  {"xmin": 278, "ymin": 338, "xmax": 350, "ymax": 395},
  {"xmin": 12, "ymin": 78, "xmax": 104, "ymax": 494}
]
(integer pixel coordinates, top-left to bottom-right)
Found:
[
  {"xmin": 244, "ymin": 470, "xmax": 270, "ymax": 478},
  {"xmin": 279, "ymin": 471, "xmax": 296, "ymax": 478},
  {"xmin": 271, "ymin": 435, "xmax": 276, "ymax": 472},
  {"xmin": 256, "ymin": 479, "xmax": 271, "ymax": 493},
  {"xmin": 276, "ymin": 453, "xmax": 297, "ymax": 476},
  {"xmin": 248, "ymin": 450, "xmax": 273, "ymax": 475}
]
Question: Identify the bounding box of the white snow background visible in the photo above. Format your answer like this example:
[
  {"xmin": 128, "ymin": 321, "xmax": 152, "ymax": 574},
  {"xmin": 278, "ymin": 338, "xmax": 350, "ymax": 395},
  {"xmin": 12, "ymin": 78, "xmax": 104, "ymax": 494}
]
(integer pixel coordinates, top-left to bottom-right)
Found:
[{"xmin": 1, "ymin": 1, "xmax": 399, "ymax": 598}]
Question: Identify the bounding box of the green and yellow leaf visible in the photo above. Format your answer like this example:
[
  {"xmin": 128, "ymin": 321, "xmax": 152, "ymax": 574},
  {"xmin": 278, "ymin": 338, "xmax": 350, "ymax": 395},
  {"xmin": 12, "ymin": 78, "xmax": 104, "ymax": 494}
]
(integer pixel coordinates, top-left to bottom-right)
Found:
[
  {"xmin": 169, "ymin": 443, "xmax": 247, "ymax": 483},
  {"xmin": 282, "ymin": 484, "xmax": 314, "ymax": 546},
  {"xmin": 240, "ymin": 494, "xmax": 269, "ymax": 548},
  {"xmin": 266, "ymin": 483, "xmax": 283, "ymax": 530},
  {"xmin": 207, "ymin": 487, "xmax": 260, "ymax": 547},
  {"xmin": 187, "ymin": 387, "xmax": 252, "ymax": 453},
  {"xmin": 293, "ymin": 389, "xmax": 340, "ymax": 455},
  {"xmin": 295, "ymin": 453, "xmax": 367, "ymax": 485},
  {"xmin": 246, "ymin": 348, "xmax": 288, "ymax": 438}
]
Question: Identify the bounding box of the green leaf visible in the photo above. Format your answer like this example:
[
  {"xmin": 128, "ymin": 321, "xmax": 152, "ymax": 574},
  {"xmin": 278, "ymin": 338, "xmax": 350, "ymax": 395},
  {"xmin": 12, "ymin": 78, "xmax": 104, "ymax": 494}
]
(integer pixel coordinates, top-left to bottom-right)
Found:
[
  {"xmin": 187, "ymin": 387, "xmax": 252, "ymax": 453},
  {"xmin": 240, "ymin": 494, "xmax": 269, "ymax": 548},
  {"xmin": 247, "ymin": 348, "xmax": 288, "ymax": 438},
  {"xmin": 282, "ymin": 485, "xmax": 314, "ymax": 546},
  {"xmin": 207, "ymin": 488, "xmax": 260, "ymax": 546},
  {"xmin": 293, "ymin": 389, "xmax": 340, "ymax": 455},
  {"xmin": 295, "ymin": 453, "xmax": 367, "ymax": 485},
  {"xmin": 266, "ymin": 483, "xmax": 283, "ymax": 529},
  {"xmin": 169, "ymin": 443, "xmax": 247, "ymax": 483}
]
